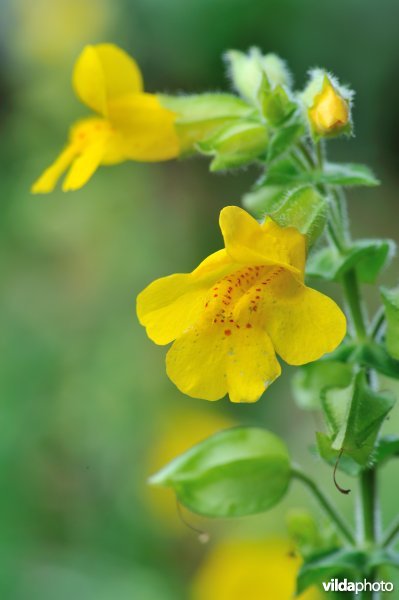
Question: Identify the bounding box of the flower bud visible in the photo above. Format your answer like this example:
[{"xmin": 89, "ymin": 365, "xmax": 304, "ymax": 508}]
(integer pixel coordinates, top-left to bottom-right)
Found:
[
  {"xmin": 302, "ymin": 70, "xmax": 353, "ymax": 138},
  {"xmin": 225, "ymin": 48, "xmax": 292, "ymax": 105}
]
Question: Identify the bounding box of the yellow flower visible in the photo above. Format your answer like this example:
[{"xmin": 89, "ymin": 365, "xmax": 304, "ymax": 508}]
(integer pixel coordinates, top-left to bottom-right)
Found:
[
  {"xmin": 137, "ymin": 206, "xmax": 346, "ymax": 403},
  {"xmin": 32, "ymin": 44, "xmax": 179, "ymax": 193},
  {"xmin": 308, "ymin": 76, "xmax": 349, "ymax": 136},
  {"xmin": 191, "ymin": 538, "xmax": 323, "ymax": 600}
]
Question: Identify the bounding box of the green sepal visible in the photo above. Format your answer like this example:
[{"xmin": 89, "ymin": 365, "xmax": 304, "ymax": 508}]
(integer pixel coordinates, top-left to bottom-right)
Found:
[
  {"xmin": 246, "ymin": 184, "xmax": 327, "ymax": 247},
  {"xmin": 242, "ymin": 184, "xmax": 288, "ymax": 218},
  {"xmin": 197, "ymin": 119, "xmax": 269, "ymax": 171},
  {"xmin": 307, "ymin": 239, "xmax": 395, "ymax": 284},
  {"xmin": 292, "ymin": 361, "xmax": 353, "ymax": 411},
  {"xmin": 259, "ymin": 80, "xmax": 297, "ymax": 126},
  {"xmin": 321, "ymin": 370, "xmax": 395, "ymax": 467},
  {"xmin": 286, "ymin": 509, "xmax": 340, "ymax": 560},
  {"xmin": 296, "ymin": 549, "xmax": 368, "ymax": 596},
  {"xmin": 225, "ymin": 48, "xmax": 292, "ymax": 105},
  {"xmin": 355, "ymin": 343, "xmax": 399, "ymax": 380},
  {"xmin": 159, "ymin": 93, "xmax": 254, "ymax": 154},
  {"xmin": 149, "ymin": 427, "xmax": 291, "ymax": 518},
  {"xmin": 267, "ymin": 121, "xmax": 306, "ymax": 163},
  {"xmin": 381, "ymin": 286, "xmax": 399, "ymax": 360}
]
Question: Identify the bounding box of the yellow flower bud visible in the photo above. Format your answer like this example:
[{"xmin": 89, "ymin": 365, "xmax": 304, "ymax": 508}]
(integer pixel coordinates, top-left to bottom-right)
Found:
[
  {"xmin": 302, "ymin": 71, "xmax": 353, "ymax": 139},
  {"xmin": 309, "ymin": 78, "xmax": 349, "ymax": 135}
]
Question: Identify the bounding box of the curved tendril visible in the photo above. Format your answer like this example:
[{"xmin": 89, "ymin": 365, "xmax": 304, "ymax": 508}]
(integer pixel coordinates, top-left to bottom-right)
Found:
[
  {"xmin": 333, "ymin": 448, "xmax": 351, "ymax": 495},
  {"xmin": 176, "ymin": 498, "xmax": 210, "ymax": 543}
]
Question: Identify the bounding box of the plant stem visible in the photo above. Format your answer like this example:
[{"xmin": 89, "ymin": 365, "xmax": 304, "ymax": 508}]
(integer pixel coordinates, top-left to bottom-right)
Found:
[
  {"xmin": 382, "ymin": 513, "xmax": 399, "ymax": 547},
  {"xmin": 358, "ymin": 468, "xmax": 380, "ymax": 545},
  {"xmin": 292, "ymin": 465, "xmax": 355, "ymax": 545},
  {"xmin": 369, "ymin": 307, "xmax": 386, "ymax": 342},
  {"xmin": 358, "ymin": 469, "xmax": 381, "ymax": 599},
  {"xmin": 341, "ymin": 269, "xmax": 368, "ymax": 342}
]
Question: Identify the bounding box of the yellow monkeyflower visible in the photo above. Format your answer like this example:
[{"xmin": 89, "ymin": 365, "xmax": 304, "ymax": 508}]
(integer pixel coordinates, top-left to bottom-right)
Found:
[
  {"xmin": 191, "ymin": 538, "xmax": 324, "ymax": 600},
  {"xmin": 32, "ymin": 43, "xmax": 179, "ymax": 193},
  {"xmin": 137, "ymin": 206, "xmax": 346, "ymax": 403},
  {"xmin": 309, "ymin": 77, "xmax": 349, "ymax": 136}
]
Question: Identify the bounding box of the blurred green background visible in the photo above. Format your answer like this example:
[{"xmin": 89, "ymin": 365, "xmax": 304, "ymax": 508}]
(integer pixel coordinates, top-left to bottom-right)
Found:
[{"xmin": 1, "ymin": 0, "xmax": 399, "ymax": 597}]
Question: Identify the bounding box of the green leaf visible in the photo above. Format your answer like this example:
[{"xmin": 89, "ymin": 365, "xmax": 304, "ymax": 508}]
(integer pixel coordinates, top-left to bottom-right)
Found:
[
  {"xmin": 197, "ymin": 119, "xmax": 269, "ymax": 171},
  {"xmin": 355, "ymin": 343, "xmax": 399, "ymax": 380},
  {"xmin": 381, "ymin": 286, "xmax": 399, "ymax": 360},
  {"xmin": 159, "ymin": 93, "xmax": 254, "ymax": 154},
  {"xmin": 297, "ymin": 549, "xmax": 367, "ymax": 595},
  {"xmin": 292, "ymin": 361, "xmax": 353, "ymax": 410},
  {"xmin": 307, "ymin": 239, "xmax": 394, "ymax": 284},
  {"xmin": 368, "ymin": 549, "xmax": 399, "ymax": 569},
  {"xmin": 259, "ymin": 159, "xmax": 379, "ymax": 188},
  {"xmin": 267, "ymin": 122, "xmax": 306, "ymax": 163},
  {"xmin": 375, "ymin": 435, "xmax": 399, "ymax": 466},
  {"xmin": 149, "ymin": 427, "xmax": 291, "ymax": 518},
  {"xmin": 322, "ymin": 371, "xmax": 395, "ymax": 467},
  {"xmin": 318, "ymin": 162, "xmax": 380, "ymax": 187}
]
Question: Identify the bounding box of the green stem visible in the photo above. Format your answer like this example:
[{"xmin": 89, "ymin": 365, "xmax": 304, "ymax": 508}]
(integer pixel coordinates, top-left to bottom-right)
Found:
[
  {"xmin": 341, "ymin": 269, "xmax": 368, "ymax": 342},
  {"xmin": 297, "ymin": 140, "xmax": 316, "ymax": 168},
  {"xmin": 357, "ymin": 469, "xmax": 381, "ymax": 599},
  {"xmin": 292, "ymin": 466, "xmax": 355, "ymax": 545},
  {"xmin": 369, "ymin": 307, "xmax": 386, "ymax": 342},
  {"xmin": 382, "ymin": 513, "xmax": 399, "ymax": 548},
  {"xmin": 328, "ymin": 186, "xmax": 381, "ymax": 597}
]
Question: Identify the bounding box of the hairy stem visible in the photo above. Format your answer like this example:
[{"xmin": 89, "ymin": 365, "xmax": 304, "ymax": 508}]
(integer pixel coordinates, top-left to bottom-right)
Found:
[{"xmin": 292, "ymin": 466, "xmax": 355, "ymax": 545}]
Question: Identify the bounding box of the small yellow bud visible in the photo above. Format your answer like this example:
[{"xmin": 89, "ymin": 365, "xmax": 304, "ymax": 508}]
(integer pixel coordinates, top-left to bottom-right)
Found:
[{"xmin": 309, "ymin": 77, "xmax": 349, "ymax": 135}]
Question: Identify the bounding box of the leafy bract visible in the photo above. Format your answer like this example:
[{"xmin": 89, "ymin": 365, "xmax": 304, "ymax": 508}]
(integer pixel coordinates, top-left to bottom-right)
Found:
[
  {"xmin": 307, "ymin": 239, "xmax": 394, "ymax": 284},
  {"xmin": 321, "ymin": 371, "xmax": 395, "ymax": 467},
  {"xmin": 149, "ymin": 427, "xmax": 291, "ymax": 518}
]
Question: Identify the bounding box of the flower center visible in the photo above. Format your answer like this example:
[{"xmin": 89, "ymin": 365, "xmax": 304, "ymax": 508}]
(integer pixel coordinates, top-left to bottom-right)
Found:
[
  {"xmin": 204, "ymin": 265, "xmax": 284, "ymax": 334},
  {"xmin": 71, "ymin": 118, "xmax": 114, "ymax": 149}
]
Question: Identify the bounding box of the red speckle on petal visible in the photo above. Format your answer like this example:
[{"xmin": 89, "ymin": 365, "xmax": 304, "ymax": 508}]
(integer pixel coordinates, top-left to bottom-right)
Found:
[
  {"xmin": 224, "ymin": 329, "xmax": 232, "ymax": 336},
  {"xmin": 246, "ymin": 323, "xmax": 252, "ymax": 329}
]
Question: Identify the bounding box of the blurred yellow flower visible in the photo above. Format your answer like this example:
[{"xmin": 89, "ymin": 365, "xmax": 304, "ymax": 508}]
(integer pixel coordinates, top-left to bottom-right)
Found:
[
  {"xmin": 191, "ymin": 538, "xmax": 323, "ymax": 600},
  {"xmin": 309, "ymin": 76, "xmax": 349, "ymax": 136},
  {"xmin": 146, "ymin": 408, "xmax": 235, "ymax": 524},
  {"xmin": 137, "ymin": 206, "xmax": 346, "ymax": 403},
  {"xmin": 32, "ymin": 43, "xmax": 179, "ymax": 193}
]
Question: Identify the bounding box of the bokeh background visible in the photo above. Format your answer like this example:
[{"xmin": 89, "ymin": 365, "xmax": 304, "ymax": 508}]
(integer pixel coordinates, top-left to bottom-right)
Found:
[{"xmin": 1, "ymin": 0, "xmax": 399, "ymax": 597}]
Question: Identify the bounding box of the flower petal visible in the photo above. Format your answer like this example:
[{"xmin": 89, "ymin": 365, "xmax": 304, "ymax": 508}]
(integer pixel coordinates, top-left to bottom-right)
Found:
[
  {"xmin": 73, "ymin": 44, "xmax": 143, "ymax": 116},
  {"xmin": 62, "ymin": 136, "xmax": 108, "ymax": 191},
  {"xmin": 166, "ymin": 322, "xmax": 281, "ymax": 402},
  {"xmin": 31, "ymin": 143, "xmax": 77, "ymax": 194},
  {"xmin": 137, "ymin": 250, "xmax": 234, "ymax": 345},
  {"xmin": 108, "ymin": 93, "xmax": 179, "ymax": 160},
  {"xmin": 219, "ymin": 206, "xmax": 305, "ymax": 275},
  {"xmin": 263, "ymin": 271, "xmax": 347, "ymax": 365}
]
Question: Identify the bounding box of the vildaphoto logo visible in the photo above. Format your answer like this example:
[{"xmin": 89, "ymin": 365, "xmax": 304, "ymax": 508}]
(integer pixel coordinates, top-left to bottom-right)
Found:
[{"xmin": 322, "ymin": 579, "xmax": 394, "ymax": 594}]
